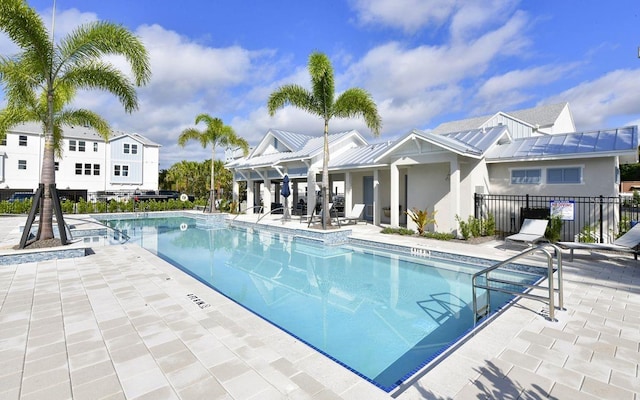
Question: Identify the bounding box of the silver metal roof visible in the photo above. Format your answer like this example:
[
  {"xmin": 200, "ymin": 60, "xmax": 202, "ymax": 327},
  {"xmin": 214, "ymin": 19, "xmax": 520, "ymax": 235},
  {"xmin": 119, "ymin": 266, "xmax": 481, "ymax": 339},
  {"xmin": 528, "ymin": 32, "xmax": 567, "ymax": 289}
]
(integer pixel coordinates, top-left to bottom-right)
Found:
[
  {"xmin": 431, "ymin": 102, "xmax": 568, "ymax": 134},
  {"xmin": 486, "ymin": 126, "xmax": 638, "ymax": 162},
  {"xmin": 269, "ymin": 129, "xmax": 315, "ymax": 152},
  {"xmin": 227, "ymin": 130, "xmax": 356, "ymax": 169},
  {"xmin": 329, "ymin": 141, "xmax": 393, "ymax": 168}
]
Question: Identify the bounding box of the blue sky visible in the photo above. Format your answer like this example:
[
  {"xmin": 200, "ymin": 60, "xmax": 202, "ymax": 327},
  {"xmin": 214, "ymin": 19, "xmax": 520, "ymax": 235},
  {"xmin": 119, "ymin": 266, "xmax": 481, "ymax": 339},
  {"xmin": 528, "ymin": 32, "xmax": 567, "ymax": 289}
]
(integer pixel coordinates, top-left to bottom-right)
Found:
[{"xmin": 2, "ymin": 0, "xmax": 640, "ymax": 168}]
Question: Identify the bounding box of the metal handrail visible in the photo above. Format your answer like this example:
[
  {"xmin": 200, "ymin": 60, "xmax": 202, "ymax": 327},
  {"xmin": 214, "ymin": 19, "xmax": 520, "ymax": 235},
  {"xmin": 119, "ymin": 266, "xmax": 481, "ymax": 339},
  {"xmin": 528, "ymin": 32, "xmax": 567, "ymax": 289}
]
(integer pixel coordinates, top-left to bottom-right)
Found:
[
  {"xmin": 231, "ymin": 205, "xmax": 264, "ymax": 221},
  {"xmin": 255, "ymin": 207, "xmax": 285, "ymax": 224},
  {"xmin": 472, "ymin": 243, "xmax": 563, "ymax": 324}
]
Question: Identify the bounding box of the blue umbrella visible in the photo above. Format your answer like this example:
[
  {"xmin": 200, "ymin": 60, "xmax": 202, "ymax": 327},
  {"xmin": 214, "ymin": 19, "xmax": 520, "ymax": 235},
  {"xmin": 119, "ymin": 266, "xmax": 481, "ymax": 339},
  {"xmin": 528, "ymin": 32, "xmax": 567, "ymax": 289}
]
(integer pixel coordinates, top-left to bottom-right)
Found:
[
  {"xmin": 281, "ymin": 175, "xmax": 291, "ymax": 220},
  {"xmin": 281, "ymin": 175, "xmax": 291, "ymax": 198}
]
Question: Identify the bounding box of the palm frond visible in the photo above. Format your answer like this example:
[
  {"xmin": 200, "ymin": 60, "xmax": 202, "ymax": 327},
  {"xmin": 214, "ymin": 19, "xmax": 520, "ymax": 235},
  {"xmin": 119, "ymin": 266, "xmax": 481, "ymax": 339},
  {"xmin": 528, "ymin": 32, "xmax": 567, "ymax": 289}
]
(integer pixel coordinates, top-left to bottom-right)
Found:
[
  {"xmin": 267, "ymin": 84, "xmax": 315, "ymax": 116},
  {"xmin": 57, "ymin": 21, "xmax": 151, "ymax": 86},
  {"xmin": 60, "ymin": 62, "xmax": 138, "ymax": 112},
  {"xmin": 334, "ymin": 88, "xmax": 382, "ymax": 136},
  {"xmin": 0, "ymin": 0, "xmax": 52, "ymax": 71},
  {"xmin": 57, "ymin": 109, "xmax": 111, "ymax": 141}
]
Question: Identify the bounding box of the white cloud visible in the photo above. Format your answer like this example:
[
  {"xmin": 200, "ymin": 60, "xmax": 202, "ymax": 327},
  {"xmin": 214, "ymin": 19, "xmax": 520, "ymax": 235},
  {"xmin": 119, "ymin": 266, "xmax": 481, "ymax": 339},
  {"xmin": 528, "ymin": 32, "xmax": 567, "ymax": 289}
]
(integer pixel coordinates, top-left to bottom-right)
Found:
[
  {"xmin": 544, "ymin": 69, "xmax": 640, "ymax": 130},
  {"xmin": 473, "ymin": 64, "xmax": 578, "ymax": 114},
  {"xmin": 350, "ymin": 0, "xmax": 458, "ymax": 33}
]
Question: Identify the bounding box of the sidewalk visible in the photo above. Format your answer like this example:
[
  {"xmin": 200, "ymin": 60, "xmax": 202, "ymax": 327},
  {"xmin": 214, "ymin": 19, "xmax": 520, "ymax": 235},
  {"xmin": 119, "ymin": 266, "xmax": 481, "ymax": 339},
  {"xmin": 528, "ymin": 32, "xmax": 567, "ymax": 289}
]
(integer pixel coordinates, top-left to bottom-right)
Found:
[{"xmin": 0, "ymin": 213, "xmax": 638, "ymax": 399}]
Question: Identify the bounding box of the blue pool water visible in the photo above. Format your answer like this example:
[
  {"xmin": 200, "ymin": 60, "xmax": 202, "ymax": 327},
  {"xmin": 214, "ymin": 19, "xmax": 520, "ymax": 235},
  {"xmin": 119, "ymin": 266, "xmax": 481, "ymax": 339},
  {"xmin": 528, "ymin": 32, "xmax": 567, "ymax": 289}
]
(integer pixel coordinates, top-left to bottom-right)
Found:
[{"xmin": 104, "ymin": 216, "xmax": 542, "ymax": 392}]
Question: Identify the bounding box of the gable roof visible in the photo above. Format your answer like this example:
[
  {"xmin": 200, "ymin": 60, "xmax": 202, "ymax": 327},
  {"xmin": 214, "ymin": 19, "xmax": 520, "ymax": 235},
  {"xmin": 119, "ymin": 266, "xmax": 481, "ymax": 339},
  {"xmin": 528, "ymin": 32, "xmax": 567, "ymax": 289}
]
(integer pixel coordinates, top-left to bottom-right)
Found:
[
  {"xmin": 374, "ymin": 126, "xmax": 510, "ymax": 162},
  {"xmin": 431, "ymin": 102, "xmax": 568, "ymax": 134},
  {"xmin": 227, "ymin": 130, "xmax": 364, "ymax": 169},
  {"xmin": 486, "ymin": 126, "xmax": 638, "ymax": 163}
]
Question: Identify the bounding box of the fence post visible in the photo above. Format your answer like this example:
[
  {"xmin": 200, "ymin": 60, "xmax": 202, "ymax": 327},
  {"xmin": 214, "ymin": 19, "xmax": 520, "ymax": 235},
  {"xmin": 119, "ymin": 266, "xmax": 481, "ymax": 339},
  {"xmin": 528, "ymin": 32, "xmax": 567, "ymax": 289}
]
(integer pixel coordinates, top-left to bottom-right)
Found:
[
  {"xmin": 599, "ymin": 195, "xmax": 604, "ymax": 243},
  {"xmin": 526, "ymin": 194, "xmax": 530, "ymax": 209}
]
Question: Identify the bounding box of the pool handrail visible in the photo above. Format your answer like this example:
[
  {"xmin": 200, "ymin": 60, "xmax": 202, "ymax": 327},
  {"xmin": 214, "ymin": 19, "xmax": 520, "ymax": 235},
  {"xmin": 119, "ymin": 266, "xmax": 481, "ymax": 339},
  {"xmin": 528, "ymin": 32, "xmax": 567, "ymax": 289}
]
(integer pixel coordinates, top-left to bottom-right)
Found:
[
  {"xmin": 471, "ymin": 243, "xmax": 563, "ymax": 324},
  {"xmin": 255, "ymin": 207, "xmax": 285, "ymax": 224},
  {"xmin": 231, "ymin": 205, "xmax": 264, "ymax": 221}
]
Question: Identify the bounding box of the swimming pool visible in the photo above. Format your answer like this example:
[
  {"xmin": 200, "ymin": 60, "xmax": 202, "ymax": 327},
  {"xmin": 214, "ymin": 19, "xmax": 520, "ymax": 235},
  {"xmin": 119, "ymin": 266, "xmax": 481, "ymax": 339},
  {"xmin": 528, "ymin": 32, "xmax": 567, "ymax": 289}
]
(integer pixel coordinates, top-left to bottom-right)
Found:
[{"xmin": 103, "ymin": 215, "xmax": 544, "ymax": 392}]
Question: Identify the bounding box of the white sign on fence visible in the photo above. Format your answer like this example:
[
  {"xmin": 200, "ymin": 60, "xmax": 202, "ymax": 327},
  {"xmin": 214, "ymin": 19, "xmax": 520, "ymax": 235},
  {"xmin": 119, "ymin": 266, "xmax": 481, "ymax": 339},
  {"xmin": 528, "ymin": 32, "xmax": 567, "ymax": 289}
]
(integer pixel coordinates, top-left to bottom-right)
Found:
[{"xmin": 550, "ymin": 200, "xmax": 575, "ymax": 221}]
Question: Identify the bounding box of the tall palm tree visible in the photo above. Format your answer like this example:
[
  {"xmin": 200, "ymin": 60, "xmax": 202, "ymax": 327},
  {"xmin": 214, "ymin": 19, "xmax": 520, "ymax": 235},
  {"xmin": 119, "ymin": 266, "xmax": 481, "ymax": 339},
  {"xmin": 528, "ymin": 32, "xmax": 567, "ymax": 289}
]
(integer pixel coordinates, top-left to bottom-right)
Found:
[
  {"xmin": 268, "ymin": 51, "xmax": 382, "ymax": 228},
  {"xmin": 178, "ymin": 114, "xmax": 249, "ymax": 211},
  {"xmin": 0, "ymin": 0, "xmax": 151, "ymax": 243}
]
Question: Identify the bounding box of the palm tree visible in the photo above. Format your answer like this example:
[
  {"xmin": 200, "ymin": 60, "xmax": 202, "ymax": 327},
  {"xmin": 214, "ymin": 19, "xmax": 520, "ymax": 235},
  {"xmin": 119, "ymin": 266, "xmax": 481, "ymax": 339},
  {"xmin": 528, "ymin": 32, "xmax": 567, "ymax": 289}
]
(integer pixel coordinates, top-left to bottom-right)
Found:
[
  {"xmin": 268, "ymin": 51, "xmax": 382, "ymax": 228},
  {"xmin": 0, "ymin": 0, "xmax": 150, "ymax": 243},
  {"xmin": 178, "ymin": 114, "xmax": 249, "ymax": 211}
]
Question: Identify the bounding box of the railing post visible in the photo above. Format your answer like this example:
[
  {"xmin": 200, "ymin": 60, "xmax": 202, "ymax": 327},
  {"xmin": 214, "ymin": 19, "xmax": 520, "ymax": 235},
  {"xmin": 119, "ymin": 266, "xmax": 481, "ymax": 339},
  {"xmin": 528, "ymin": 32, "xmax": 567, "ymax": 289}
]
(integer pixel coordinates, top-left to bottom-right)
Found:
[{"xmin": 599, "ymin": 195, "xmax": 604, "ymax": 243}]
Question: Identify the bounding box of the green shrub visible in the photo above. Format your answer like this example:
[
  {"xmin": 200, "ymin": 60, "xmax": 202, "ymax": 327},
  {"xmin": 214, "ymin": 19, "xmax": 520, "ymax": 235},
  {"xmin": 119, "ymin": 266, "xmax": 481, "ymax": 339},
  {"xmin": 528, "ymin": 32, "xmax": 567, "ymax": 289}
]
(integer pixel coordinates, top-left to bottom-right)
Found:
[
  {"xmin": 456, "ymin": 215, "xmax": 471, "ymax": 240},
  {"xmin": 380, "ymin": 227, "xmax": 415, "ymax": 235},
  {"xmin": 545, "ymin": 215, "xmax": 563, "ymax": 242},
  {"xmin": 423, "ymin": 231, "xmax": 455, "ymax": 241}
]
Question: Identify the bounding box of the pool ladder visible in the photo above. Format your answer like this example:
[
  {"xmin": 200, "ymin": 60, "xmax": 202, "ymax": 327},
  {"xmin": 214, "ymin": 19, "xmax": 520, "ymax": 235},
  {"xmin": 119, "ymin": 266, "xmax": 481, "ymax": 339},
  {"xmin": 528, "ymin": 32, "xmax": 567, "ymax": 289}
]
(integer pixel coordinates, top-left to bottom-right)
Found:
[{"xmin": 471, "ymin": 243, "xmax": 564, "ymax": 324}]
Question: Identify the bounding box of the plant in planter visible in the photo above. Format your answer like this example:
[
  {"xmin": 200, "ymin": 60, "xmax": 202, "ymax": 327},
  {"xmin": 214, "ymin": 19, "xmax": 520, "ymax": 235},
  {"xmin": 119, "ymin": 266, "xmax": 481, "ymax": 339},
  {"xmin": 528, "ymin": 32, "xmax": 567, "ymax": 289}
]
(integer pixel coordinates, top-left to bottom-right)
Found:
[{"xmin": 406, "ymin": 207, "xmax": 437, "ymax": 235}]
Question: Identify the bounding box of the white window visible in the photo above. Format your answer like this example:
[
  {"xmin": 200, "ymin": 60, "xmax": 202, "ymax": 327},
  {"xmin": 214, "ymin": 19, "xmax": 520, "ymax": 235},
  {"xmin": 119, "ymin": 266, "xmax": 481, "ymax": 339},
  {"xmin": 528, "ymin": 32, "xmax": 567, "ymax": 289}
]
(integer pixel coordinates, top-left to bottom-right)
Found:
[
  {"xmin": 78, "ymin": 141, "xmax": 86, "ymax": 152},
  {"xmin": 93, "ymin": 142, "xmax": 98, "ymax": 152},
  {"xmin": 0, "ymin": 137, "xmax": 6, "ymax": 146},
  {"xmin": 54, "ymin": 162, "xmax": 59, "ymax": 171},
  {"xmin": 19, "ymin": 135, "xmax": 27, "ymax": 146},
  {"xmin": 547, "ymin": 167, "xmax": 582, "ymax": 184},
  {"xmin": 123, "ymin": 143, "xmax": 130, "ymax": 154},
  {"xmin": 131, "ymin": 144, "xmax": 138, "ymax": 154},
  {"xmin": 511, "ymin": 169, "xmax": 541, "ymax": 184},
  {"xmin": 18, "ymin": 160, "xmax": 27, "ymax": 169},
  {"xmin": 122, "ymin": 165, "xmax": 129, "ymax": 177},
  {"xmin": 114, "ymin": 165, "xmax": 121, "ymax": 176},
  {"xmin": 75, "ymin": 163, "xmax": 82, "ymax": 175},
  {"xmin": 69, "ymin": 140, "xmax": 76, "ymax": 151},
  {"xmin": 93, "ymin": 164, "xmax": 100, "ymax": 176},
  {"xmin": 84, "ymin": 163, "xmax": 91, "ymax": 175}
]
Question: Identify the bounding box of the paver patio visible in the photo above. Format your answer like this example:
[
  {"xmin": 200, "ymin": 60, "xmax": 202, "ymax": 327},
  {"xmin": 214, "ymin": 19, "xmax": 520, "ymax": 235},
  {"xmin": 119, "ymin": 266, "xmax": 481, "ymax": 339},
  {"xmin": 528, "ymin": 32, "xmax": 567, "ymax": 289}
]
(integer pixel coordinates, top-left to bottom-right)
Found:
[{"xmin": 0, "ymin": 213, "xmax": 638, "ymax": 399}]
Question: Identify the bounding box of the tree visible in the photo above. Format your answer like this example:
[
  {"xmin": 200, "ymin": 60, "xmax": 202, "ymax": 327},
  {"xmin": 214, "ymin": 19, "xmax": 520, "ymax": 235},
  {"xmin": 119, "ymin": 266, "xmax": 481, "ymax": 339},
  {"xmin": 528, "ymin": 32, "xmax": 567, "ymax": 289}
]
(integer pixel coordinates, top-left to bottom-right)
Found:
[
  {"xmin": 178, "ymin": 114, "xmax": 249, "ymax": 211},
  {"xmin": 0, "ymin": 0, "xmax": 150, "ymax": 243},
  {"xmin": 267, "ymin": 51, "xmax": 382, "ymax": 228}
]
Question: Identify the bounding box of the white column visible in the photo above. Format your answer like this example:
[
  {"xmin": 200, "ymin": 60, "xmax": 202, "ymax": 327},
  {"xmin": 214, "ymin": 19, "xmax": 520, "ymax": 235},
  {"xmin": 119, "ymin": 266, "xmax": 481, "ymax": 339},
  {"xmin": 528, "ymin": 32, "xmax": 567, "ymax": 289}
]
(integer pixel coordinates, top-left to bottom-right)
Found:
[
  {"xmin": 450, "ymin": 157, "xmax": 461, "ymax": 233},
  {"xmin": 390, "ymin": 163, "xmax": 400, "ymax": 227},
  {"xmin": 373, "ymin": 169, "xmax": 380, "ymax": 226},
  {"xmin": 307, "ymin": 169, "xmax": 317, "ymax": 217},
  {"xmin": 345, "ymin": 171, "xmax": 353, "ymax": 216},
  {"xmin": 263, "ymin": 179, "xmax": 272, "ymax": 214},
  {"xmin": 246, "ymin": 180, "xmax": 255, "ymax": 214},
  {"xmin": 232, "ymin": 180, "xmax": 239, "ymax": 203}
]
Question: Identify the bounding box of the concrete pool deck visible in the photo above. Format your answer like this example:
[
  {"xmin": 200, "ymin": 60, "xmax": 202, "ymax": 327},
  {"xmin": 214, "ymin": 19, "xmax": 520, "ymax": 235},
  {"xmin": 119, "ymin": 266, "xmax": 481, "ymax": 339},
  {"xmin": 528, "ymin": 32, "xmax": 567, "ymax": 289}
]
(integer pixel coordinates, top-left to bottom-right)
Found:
[{"xmin": 0, "ymin": 212, "xmax": 638, "ymax": 399}]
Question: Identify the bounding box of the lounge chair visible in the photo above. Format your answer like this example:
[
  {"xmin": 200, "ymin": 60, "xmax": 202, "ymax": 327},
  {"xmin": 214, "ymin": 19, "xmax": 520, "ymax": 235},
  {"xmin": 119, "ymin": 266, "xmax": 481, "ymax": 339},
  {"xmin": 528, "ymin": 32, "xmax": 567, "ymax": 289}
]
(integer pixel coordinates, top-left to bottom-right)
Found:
[
  {"xmin": 557, "ymin": 223, "xmax": 640, "ymax": 261},
  {"xmin": 306, "ymin": 202, "xmax": 335, "ymax": 227},
  {"xmin": 337, "ymin": 203, "xmax": 365, "ymax": 226},
  {"xmin": 505, "ymin": 218, "xmax": 549, "ymax": 248}
]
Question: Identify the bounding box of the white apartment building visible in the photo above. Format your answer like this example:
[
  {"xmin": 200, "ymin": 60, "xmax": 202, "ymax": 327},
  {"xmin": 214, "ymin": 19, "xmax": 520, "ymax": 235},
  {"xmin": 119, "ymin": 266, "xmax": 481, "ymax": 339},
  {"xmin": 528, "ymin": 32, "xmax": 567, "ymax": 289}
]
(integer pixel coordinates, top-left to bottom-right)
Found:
[{"xmin": 0, "ymin": 122, "xmax": 160, "ymax": 197}]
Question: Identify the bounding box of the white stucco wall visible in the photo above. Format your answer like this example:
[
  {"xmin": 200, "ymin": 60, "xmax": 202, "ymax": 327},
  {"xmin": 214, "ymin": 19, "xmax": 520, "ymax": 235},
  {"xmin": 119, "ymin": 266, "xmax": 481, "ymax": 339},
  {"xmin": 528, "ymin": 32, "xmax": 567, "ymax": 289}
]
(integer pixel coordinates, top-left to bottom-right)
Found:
[{"xmin": 487, "ymin": 157, "xmax": 618, "ymax": 197}]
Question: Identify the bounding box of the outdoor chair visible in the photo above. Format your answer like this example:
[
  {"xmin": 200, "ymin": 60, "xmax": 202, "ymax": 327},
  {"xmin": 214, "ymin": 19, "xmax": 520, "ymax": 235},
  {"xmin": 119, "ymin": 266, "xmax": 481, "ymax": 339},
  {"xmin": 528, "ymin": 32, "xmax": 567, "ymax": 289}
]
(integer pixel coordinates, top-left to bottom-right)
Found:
[
  {"xmin": 305, "ymin": 203, "xmax": 335, "ymax": 227},
  {"xmin": 337, "ymin": 203, "xmax": 366, "ymax": 225},
  {"xmin": 557, "ymin": 223, "xmax": 640, "ymax": 261},
  {"xmin": 505, "ymin": 218, "xmax": 549, "ymax": 249}
]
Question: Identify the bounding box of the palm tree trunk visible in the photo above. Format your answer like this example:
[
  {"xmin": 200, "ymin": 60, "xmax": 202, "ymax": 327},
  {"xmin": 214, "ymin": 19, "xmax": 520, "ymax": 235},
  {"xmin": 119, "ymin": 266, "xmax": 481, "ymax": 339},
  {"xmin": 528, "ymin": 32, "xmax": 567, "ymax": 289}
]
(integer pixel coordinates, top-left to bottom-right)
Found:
[
  {"xmin": 209, "ymin": 146, "xmax": 216, "ymax": 212},
  {"xmin": 37, "ymin": 86, "xmax": 56, "ymax": 240},
  {"xmin": 322, "ymin": 120, "xmax": 330, "ymax": 229}
]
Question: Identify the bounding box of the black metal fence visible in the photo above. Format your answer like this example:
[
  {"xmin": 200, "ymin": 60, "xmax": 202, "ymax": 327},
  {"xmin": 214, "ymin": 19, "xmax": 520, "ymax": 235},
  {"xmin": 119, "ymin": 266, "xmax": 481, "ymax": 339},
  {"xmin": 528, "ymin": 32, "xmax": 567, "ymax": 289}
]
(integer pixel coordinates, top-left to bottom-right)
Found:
[{"xmin": 474, "ymin": 193, "xmax": 640, "ymax": 243}]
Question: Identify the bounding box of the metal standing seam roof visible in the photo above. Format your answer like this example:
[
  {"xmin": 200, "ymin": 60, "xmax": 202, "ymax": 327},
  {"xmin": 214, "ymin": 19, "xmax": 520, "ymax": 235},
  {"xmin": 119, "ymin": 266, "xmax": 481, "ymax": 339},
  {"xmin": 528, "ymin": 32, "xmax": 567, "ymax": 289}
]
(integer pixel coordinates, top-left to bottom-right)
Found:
[
  {"xmin": 268, "ymin": 129, "xmax": 315, "ymax": 152},
  {"xmin": 485, "ymin": 126, "xmax": 638, "ymax": 161},
  {"xmin": 430, "ymin": 102, "xmax": 568, "ymax": 134},
  {"xmin": 329, "ymin": 141, "xmax": 393, "ymax": 168},
  {"xmin": 227, "ymin": 131, "xmax": 358, "ymax": 169}
]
